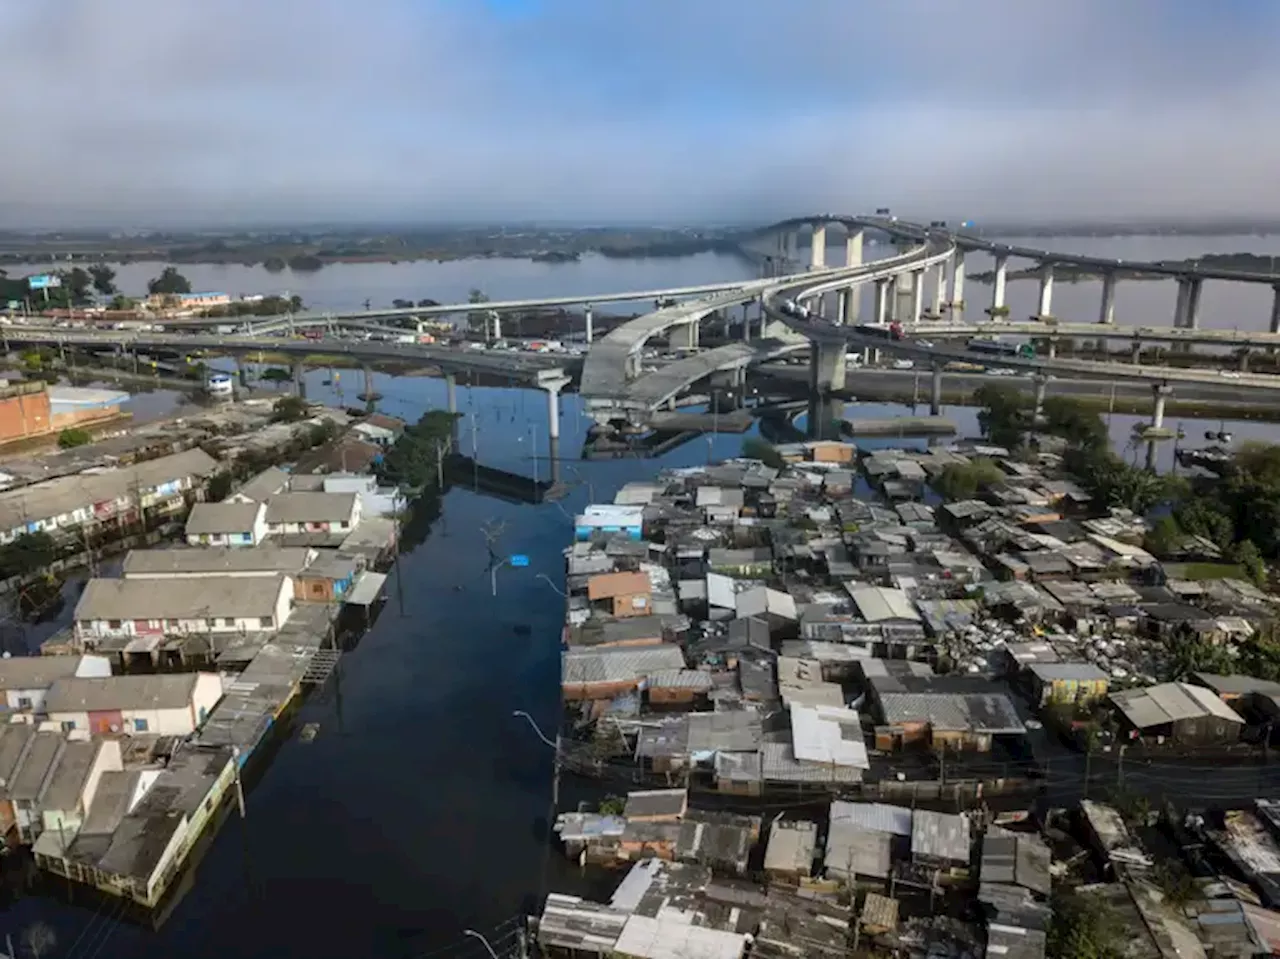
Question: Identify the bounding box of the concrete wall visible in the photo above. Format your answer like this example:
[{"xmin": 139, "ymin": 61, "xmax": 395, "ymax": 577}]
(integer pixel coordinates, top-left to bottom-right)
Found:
[{"xmin": 0, "ymin": 387, "xmax": 51, "ymax": 443}]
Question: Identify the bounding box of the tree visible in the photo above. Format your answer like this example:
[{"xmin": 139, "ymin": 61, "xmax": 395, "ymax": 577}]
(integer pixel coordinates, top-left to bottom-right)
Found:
[
  {"xmin": 88, "ymin": 264, "xmax": 117, "ymax": 295},
  {"xmin": 973, "ymin": 383, "xmax": 1029, "ymax": 449},
  {"xmin": 1143, "ymin": 514, "xmax": 1183, "ymax": 557},
  {"xmin": 20, "ymin": 921, "xmax": 56, "ymax": 959},
  {"xmin": 147, "ymin": 266, "xmax": 192, "ymax": 295},
  {"xmin": 60, "ymin": 267, "xmax": 93, "ymax": 303},
  {"xmin": 1230, "ymin": 539, "xmax": 1267, "ymax": 587},
  {"xmin": 108, "ymin": 294, "xmax": 137, "ymax": 311},
  {"xmin": 742, "ymin": 437, "xmax": 785, "ymax": 468},
  {"xmin": 1041, "ymin": 395, "xmax": 1108, "ymax": 452},
  {"xmin": 376, "ymin": 410, "xmax": 462, "ymax": 488},
  {"xmin": 0, "ymin": 532, "xmax": 57, "ymax": 580},
  {"xmin": 466, "ymin": 288, "xmax": 491, "ymax": 334},
  {"xmin": 57, "ymin": 427, "xmax": 92, "ymax": 449},
  {"xmin": 260, "ymin": 367, "xmax": 292, "ymax": 384},
  {"xmin": 1047, "ymin": 888, "xmax": 1124, "ymax": 959},
  {"xmin": 271, "ymin": 395, "xmax": 309, "ymax": 423},
  {"xmin": 932, "ymin": 458, "xmax": 1005, "ymax": 501}
]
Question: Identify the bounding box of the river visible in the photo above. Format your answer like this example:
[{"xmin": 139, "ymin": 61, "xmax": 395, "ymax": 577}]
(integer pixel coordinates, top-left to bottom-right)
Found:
[{"xmin": 6, "ymin": 233, "xmax": 1280, "ymax": 958}]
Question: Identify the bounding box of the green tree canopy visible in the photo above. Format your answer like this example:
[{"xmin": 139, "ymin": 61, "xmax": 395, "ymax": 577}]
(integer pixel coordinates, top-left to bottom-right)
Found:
[
  {"xmin": 271, "ymin": 395, "xmax": 309, "ymax": 422},
  {"xmin": 932, "ymin": 458, "xmax": 1006, "ymax": 501},
  {"xmin": 973, "ymin": 383, "xmax": 1029, "ymax": 449},
  {"xmin": 147, "ymin": 266, "xmax": 192, "ymax": 295},
  {"xmin": 88, "ymin": 264, "xmax": 117, "ymax": 296}
]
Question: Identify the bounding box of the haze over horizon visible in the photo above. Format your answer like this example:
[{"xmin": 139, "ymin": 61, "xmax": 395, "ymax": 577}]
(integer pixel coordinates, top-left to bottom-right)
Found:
[{"xmin": 5, "ymin": 0, "xmax": 1279, "ymax": 229}]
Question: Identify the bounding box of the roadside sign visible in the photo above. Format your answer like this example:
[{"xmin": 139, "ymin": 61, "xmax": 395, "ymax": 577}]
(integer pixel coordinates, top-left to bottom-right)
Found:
[
  {"xmin": 510, "ymin": 554, "xmax": 529, "ymax": 567},
  {"xmin": 27, "ymin": 274, "xmax": 60, "ymax": 290}
]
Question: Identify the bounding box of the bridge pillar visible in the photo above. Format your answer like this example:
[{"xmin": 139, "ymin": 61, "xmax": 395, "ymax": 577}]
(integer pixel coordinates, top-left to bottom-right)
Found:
[
  {"xmin": 838, "ymin": 285, "xmax": 861, "ymax": 326},
  {"xmin": 672, "ymin": 321, "xmax": 698, "ymax": 350},
  {"xmin": 893, "ymin": 273, "xmax": 913, "ymax": 323},
  {"xmin": 1131, "ymin": 339, "xmax": 1142, "ymax": 364},
  {"xmin": 810, "ymin": 224, "xmax": 827, "ymax": 270},
  {"xmin": 291, "ymin": 362, "xmax": 306, "ymax": 399},
  {"xmin": 989, "ymin": 255, "xmax": 1008, "ymax": 314},
  {"xmin": 845, "ymin": 230, "xmax": 864, "ymax": 268},
  {"xmin": 1152, "ymin": 384, "xmax": 1172, "ymax": 430},
  {"xmin": 1099, "ymin": 272, "xmax": 1118, "ymax": 324},
  {"xmin": 1174, "ymin": 277, "xmax": 1202, "ymax": 330},
  {"xmin": 490, "ymin": 311, "xmax": 502, "ymax": 342},
  {"xmin": 873, "ymin": 278, "xmax": 890, "ymax": 326},
  {"xmin": 1270, "ymin": 284, "xmax": 1280, "ymax": 337},
  {"xmin": 932, "ymin": 264, "xmax": 947, "ymax": 316},
  {"xmin": 1046, "ymin": 340, "xmax": 1057, "ymax": 359},
  {"xmin": 541, "ymin": 374, "xmax": 572, "ymax": 441},
  {"xmin": 238, "ymin": 361, "xmax": 249, "ymax": 390},
  {"xmin": 585, "ymin": 305, "xmax": 594, "ymax": 345},
  {"xmin": 1032, "ymin": 374, "xmax": 1049, "ymax": 418},
  {"xmin": 445, "ymin": 372, "xmax": 457, "ymax": 414},
  {"xmin": 951, "ymin": 251, "xmax": 966, "ymax": 309},
  {"xmin": 784, "ymin": 232, "xmax": 797, "ymax": 267},
  {"xmin": 930, "ymin": 363, "xmax": 943, "ymax": 416},
  {"xmin": 809, "ymin": 341, "xmax": 846, "ymax": 395},
  {"xmin": 1035, "ymin": 264, "xmax": 1055, "ymax": 320},
  {"xmin": 909, "ymin": 271, "xmax": 924, "ymax": 324}
]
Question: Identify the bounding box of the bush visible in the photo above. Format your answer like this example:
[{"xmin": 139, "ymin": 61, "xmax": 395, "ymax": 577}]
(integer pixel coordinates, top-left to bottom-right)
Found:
[
  {"xmin": 741, "ymin": 437, "xmax": 786, "ymax": 468},
  {"xmin": 271, "ymin": 395, "xmax": 309, "ymax": 423},
  {"xmin": 57, "ymin": 428, "xmax": 92, "ymax": 449}
]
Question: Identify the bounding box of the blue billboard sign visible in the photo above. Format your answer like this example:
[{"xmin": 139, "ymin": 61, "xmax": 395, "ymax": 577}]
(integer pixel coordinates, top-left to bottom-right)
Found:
[
  {"xmin": 27, "ymin": 273, "xmax": 60, "ymax": 290},
  {"xmin": 510, "ymin": 554, "xmax": 530, "ymax": 567}
]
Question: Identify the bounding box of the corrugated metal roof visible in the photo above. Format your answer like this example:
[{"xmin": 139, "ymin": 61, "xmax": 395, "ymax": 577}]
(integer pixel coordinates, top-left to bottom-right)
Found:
[
  {"xmin": 789, "ymin": 703, "xmax": 869, "ymax": 769},
  {"xmin": 829, "ymin": 801, "xmax": 912, "ymax": 836},
  {"xmin": 911, "ymin": 809, "xmax": 971, "ymax": 864},
  {"xmin": 846, "ymin": 586, "xmax": 919, "ymax": 623},
  {"xmin": 763, "ymin": 820, "xmax": 817, "ymax": 874},
  {"xmin": 562, "ymin": 644, "xmax": 686, "ymax": 686}
]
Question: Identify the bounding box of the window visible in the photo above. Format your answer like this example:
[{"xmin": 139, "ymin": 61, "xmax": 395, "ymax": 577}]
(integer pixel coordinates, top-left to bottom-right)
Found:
[
  {"xmin": 17, "ymin": 696, "xmax": 32, "ymax": 709},
  {"xmin": 260, "ymin": 616, "xmax": 274, "ymax": 628},
  {"xmin": 134, "ymin": 718, "xmax": 149, "ymax": 732},
  {"xmin": 223, "ymin": 618, "xmax": 235, "ymax": 627},
  {"xmin": 61, "ymin": 721, "xmax": 75, "ymax": 732},
  {"xmin": 107, "ymin": 620, "xmax": 121, "ymax": 629},
  {"xmin": 205, "ymin": 618, "xmax": 217, "ymax": 628}
]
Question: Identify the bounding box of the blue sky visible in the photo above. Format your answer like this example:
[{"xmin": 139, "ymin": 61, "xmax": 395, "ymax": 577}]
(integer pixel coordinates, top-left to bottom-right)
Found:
[{"xmin": 2, "ymin": 0, "xmax": 1278, "ymax": 227}]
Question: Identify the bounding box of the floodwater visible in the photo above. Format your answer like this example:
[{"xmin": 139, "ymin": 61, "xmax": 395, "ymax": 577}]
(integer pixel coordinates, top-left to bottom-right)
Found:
[{"xmin": 6, "ymin": 232, "xmax": 1280, "ymax": 957}]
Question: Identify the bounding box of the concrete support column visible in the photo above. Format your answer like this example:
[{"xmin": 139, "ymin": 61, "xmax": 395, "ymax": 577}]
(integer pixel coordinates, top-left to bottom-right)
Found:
[
  {"xmin": 1271, "ymin": 284, "xmax": 1280, "ymax": 335},
  {"xmin": 1131, "ymin": 340, "xmax": 1142, "ymax": 364},
  {"xmin": 1046, "ymin": 340, "xmax": 1057, "ymax": 360},
  {"xmin": 810, "ymin": 224, "xmax": 827, "ymax": 270},
  {"xmin": 490, "ymin": 311, "xmax": 502, "ymax": 342},
  {"xmin": 873, "ymin": 279, "xmax": 890, "ymax": 326},
  {"xmin": 893, "ymin": 273, "xmax": 913, "ymax": 323},
  {"xmin": 784, "ymin": 232, "xmax": 797, "ymax": 267},
  {"xmin": 540, "ymin": 373, "xmax": 571, "ymax": 441},
  {"xmin": 1099, "ymin": 272, "xmax": 1118, "ymax": 325},
  {"xmin": 809, "ymin": 341, "xmax": 846, "ymax": 394},
  {"xmin": 845, "ymin": 230, "xmax": 864, "ymax": 268},
  {"xmin": 930, "ymin": 364, "xmax": 943, "ymax": 416},
  {"xmin": 237, "ymin": 360, "xmax": 249, "ymax": 389},
  {"xmin": 672, "ymin": 322, "xmax": 698, "ymax": 350},
  {"xmin": 910, "ymin": 271, "xmax": 924, "ymax": 324},
  {"xmin": 445, "ymin": 372, "xmax": 457, "ymax": 414},
  {"xmin": 1152, "ymin": 384, "xmax": 1172, "ymax": 430},
  {"xmin": 1174, "ymin": 277, "xmax": 1203, "ymax": 329},
  {"xmin": 584, "ymin": 305, "xmax": 594, "ymax": 345},
  {"xmin": 932, "ymin": 264, "xmax": 947, "ymax": 316},
  {"xmin": 951, "ymin": 251, "xmax": 967, "ymax": 309},
  {"xmin": 1036, "ymin": 264, "xmax": 1055, "ymax": 319},
  {"xmin": 291, "ymin": 362, "xmax": 306, "ymax": 399},
  {"xmin": 1032, "ymin": 374, "xmax": 1049, "ymax": 418},
  {"xmin": 990, "ymin": 255, "xmax": 1008, "ymax": 314},
  {"xmin": 838, "ymin": 289, "xmax": 851, "ymax": 326}
]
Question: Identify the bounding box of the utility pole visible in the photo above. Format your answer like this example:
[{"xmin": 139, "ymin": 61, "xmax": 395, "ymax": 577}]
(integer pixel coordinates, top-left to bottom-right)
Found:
[{"xmin": 231, "ymin": 745, "xmax": 247, "ymax": 818}]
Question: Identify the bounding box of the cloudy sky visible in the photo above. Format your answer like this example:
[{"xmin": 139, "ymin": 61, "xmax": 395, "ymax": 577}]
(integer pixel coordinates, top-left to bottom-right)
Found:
[{"xmin": 3, "ymin": 0, "xmax": 1278, "ymax": 227}]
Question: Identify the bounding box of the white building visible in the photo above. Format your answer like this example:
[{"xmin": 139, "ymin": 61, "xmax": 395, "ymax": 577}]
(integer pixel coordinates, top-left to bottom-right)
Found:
[
  {"xmin": 264, "ymin": 492, "xmax": 361, "ymax": 536},
  {"xmin": 44, "ymin": 673, "xmax": 224, "ymax": 736},
  {"xmin": 32, "ymin": 738, "xmax": 124, "ymax": 855},
  {"xmin": 185, "ymin": 501, "xmax": 268, "ymax": 546},
  {"xmin": 73, "ymin": 575, "xmax": 295, "ymax": 644},
  {"xmin": 0, "ymin": 448, "xmax": 218, "ymax": 545},
  {"xmin": 0, "ymin": 654, "xmax": 112, "ymax": 713},
  {"xmin": 226, "ymin": 466, "xmax": 290, "ymax": 505},
  {"xmin": 122, "ymin": 545, "xmax": 315, "ymax": 580},
  {"xmin": 291, "ymin": 473, "xmax": 400, "ymax": 518}
]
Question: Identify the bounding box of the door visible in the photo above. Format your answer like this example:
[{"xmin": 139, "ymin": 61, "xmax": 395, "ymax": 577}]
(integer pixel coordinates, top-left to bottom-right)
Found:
[{"xmin": 89, "ymin": 710, "xmax": 123, "ymax": 735}]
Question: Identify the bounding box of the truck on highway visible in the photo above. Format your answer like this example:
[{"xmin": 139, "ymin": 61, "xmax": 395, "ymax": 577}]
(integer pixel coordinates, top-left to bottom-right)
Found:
[
  {"xmin": 968, "ymin": 337, "xmax": 1035, "ymax": 358},
  {"xmin": 854, "ymin": 322, "xmax": 904, "ymax": 341}
]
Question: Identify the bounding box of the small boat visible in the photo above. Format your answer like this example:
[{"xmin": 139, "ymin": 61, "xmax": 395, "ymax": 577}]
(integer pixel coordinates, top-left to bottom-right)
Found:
[{"xmin": 300, "ymin": 722, "xmax": 320, "ymax": 743}]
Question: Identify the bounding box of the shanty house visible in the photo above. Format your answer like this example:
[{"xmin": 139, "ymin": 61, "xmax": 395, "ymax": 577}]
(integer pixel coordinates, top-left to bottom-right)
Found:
[
  {"xmin": 1110, "ymin": 682, "xmax": 1245, "ymax": 747},
  {"xmin": 562, "ymin": 644, "xmax": 686, "ymax": 701},
  {"xmin": 185, "ymin": 501, "xmax": 267, "ymax": 547},
  {"xmin": 1025, "ymin": 662, "xmax": 1110, "ymax": 707},
  {"xmin": 44, "ymin": 672, "xmax": 223, "ymax": 736},
  {"xmin": 0, "ymin": 654, "xmax": 111, "ymax": 713},
  {"xmin": 264, "ymin": 492, "xmax": 361, "ymax": 535},
  {"xmin": 586, "ymin": 571, "xmax": 652, "ymax": 619},
  {"xmin": 30, "ymin": 738, "xmax": 124, "ymax": 858},
  {"xmin": 73, "ymin": 575, "xmax": 295, "ymax": 643}
]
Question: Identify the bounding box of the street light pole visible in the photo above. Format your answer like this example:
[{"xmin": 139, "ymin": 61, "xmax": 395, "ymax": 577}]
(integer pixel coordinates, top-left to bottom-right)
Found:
[
  {"xmin": 463, "ymin": 929, "xmax": 500, "ymax": 959},
  {"xmin": 535, "ymin": 573, "xmax": 567, "ymax": 599}
]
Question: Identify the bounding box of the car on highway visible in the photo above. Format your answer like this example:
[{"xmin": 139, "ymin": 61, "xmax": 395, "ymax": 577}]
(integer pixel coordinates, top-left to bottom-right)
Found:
[
  {"xmin": 915, "ymin": 340, "xmax": 934, "ymax": 349},
  {"xmin": 892, "ymin": 359, "xmax": 914, "ymax": 370},
  {"xmin": 985, "ymin": 368, "xmax": 1018, "ymax": 377},
  {"xmin": 1219, "ymin": 370, "xmax": 1242, "ymax": 379}
]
